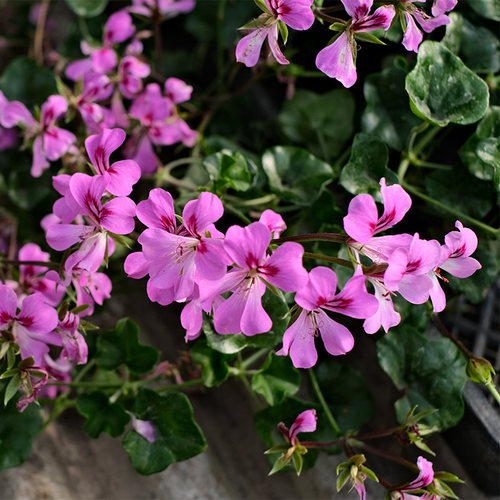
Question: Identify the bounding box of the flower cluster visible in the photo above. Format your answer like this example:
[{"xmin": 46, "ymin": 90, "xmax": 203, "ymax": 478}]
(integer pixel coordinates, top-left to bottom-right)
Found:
[{"xmin": 236, "ymin": 0, "xmax": 458, "ymax": 87}]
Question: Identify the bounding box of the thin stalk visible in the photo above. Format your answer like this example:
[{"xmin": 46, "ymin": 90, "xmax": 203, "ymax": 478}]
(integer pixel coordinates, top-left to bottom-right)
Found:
[
  {"xmin": 485, "ymin": 381, "xmax": 500, "ymax": 406},
  {"xmin": 224, "ymin": 194, "xmax": 277, "ymax": 207},
  {"xmin": 275, "ymin": 232, "xmax": 349, "ymax": 245},
  {"xmin": 402, "ymin": 182, "xmax": 499, "ymax": 236},
  {"xmin": 357, "ymin": 442, "xmax": 419, "ymax": 472},
  {"xmin": 153, "ymin": 11, "xmax": 163, "ymax": 74},
  {"xmin": 39, "ymin": 398, "xmax": 76, "ymax": 434},
  {"xmin": 0, "ymin": 259, "xmax": 59, "ymax": 269},
  {"xmin": 152, "ymin": 377, "xmax": 204, "ymax": 392},
  {"xmin": 303, "ymin": 252, "xmax": 354, "ymax": 269},
  {"xmin": 34, "ymin": 0, "xmax": 50, "ymax": 65},
  {"xmin": 241, "ymin": 348, "xmax": 270, "ymax": 369},
  {"xmin": 237, "ymin": 353, "xmax": 263, "ymax": 409},
  {"xmin": 216, "ymin": 0, "xmax": 227, "ymax": 91},
  {"xmin": 308, "ymin": 368, "xmax": 342, "ymax": 436}
]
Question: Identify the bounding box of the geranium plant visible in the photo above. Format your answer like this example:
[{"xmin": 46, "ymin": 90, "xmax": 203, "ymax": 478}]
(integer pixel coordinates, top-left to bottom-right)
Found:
[{"xmin": 0, "ymin": 0, "xmax": 498, "ymax": 497}]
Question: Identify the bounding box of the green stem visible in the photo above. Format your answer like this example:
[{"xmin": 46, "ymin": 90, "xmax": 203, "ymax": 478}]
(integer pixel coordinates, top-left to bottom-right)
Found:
[
  {"xmin": 356, "ymin": 442, "xmax": 419, "ymax": 472},
  {"xmin": 485, "ymin": 381, "xmax": 500, "ymax": 406},
  {"xmin": 216, "ymin": 0, "xmax": 227, "ymax": 91},
  {"xmin": 155, "ymin": 377, "xmax": 204, "ymax": 392},
  {"xmin": 39, "ymin": 398, "xmax": 76, "ymax": 435},
  {"xmin": 241, "ymin": 348, "xmax": 270, "ymax": 369},
  {"xmin": 72, "ymin": 359, "xmax": 95, "ymax": 384},
  {"xmin": 303, "ymin": 252, "xmax": 354, "ymax": 269},
  {"xmin": 308, "ymin": 368, "xmax": 342, "ymax": 436},
  {"xmin": 0, "ymin": 259, "xmax": 59, "ymax": 269},
  {"xmin": 409, "ymin": 158, "xmax": 452, "ymax": 170},
  {"xmin": 224, "ymin": 193, "xmax": 277, "ymax": 207},
  {"xmin": 275, "ymin": 232, "xmax": 349, "ymax": 245},
  {"xmin": 237, "ymin": 353, "xmax": 263, "ymax": 409},
  {"xmin": 402, "ymin": 182, "xmax": 499, "ymax": 236}
]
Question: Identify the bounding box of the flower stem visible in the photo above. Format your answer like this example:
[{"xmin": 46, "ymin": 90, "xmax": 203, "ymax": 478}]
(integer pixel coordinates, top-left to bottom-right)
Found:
[
  {"xmin": 355, "ymin": 442, "xmax": 419, "ymax": 472},
  {"xmin": 308, "ymin": 368, "xmax": 342, "ymax": 436},
  {"xmin": 303, "ymin": 252, "xmax": 354, "ymax": 269},
  {"xmin": 241, "ymin": 348, "xmax": 270, "ymax": 369},
  {"xmin": 402, "ymin": 182, "xmax": 499, "ymax": 236},
  {"xmin": 485, "ymin": 380, "xmax": 500, "ymax": 406},
  {"xmin": 275, "ymin": 233, "xmax": 349, "ymax": 245},
  {"xmin": 0, "ymin": 259, "xmax": 59, "ymax": 269}
]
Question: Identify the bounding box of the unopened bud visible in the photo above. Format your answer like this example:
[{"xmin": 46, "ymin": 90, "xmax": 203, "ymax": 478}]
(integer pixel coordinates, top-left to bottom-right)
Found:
[{"xmin": 466, "ymin": 356, "xmax": 495, "ymax": 385}]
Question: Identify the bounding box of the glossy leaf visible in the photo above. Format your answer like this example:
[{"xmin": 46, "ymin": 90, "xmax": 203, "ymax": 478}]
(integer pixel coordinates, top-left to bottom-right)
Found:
[
  {"xmin": 95, "ymin": 318, "xmax": 159, "ymax": 375},
  {"xmin": 405, "ymin": 41, "xmax": 489, "ymax": 127},
  {"xmin": 278, "ymin": 89, "xmax": 355, "ymax": 162},
  {"xmin": 376, "ymin": 325, "xmax": 467, "ymax": 430},
  {"xmin": 251, "ymin": 353, "xmax": 301, "ymax": 406},
  {"xmin": 262, "ymin": 146, "xmax": 334, "ymax": 206},
  {"xmin": 203, "ymin": 151, "xmax": 253, "ymax": 193},
  {"xmin": 314, "ymin": 360, "xmax": 374, "ymax": 433},
  {"xmin": 442, "ymin": 13, "xmax": 500, "ymax": 74},
  {"xmin": 0, "ymin": 57, "xmax": 57, "ymax": 108},
  {"xmin": 339, "ymin": 133, "xmax": 397, "ymax": 197},
  {"xmin": 0, "ymin": 384, "xmax": 42, "ymax": 470},
  {"xmin": 191, "ymin": 340, "xmax": 232, "ymax": 387},
  {"xmin": 468, "ymin": 0, "xmax": 500, "ymax": 21},
  {"xmin": 76, "ymin": 391, "xmax": 130, "ymax": 438},
  {"xmin": 65, "ymin": 0, "xmax": 109, "ymax": 17},
  {"xmin": 362, "ymin": 63, "xmax": 422, "ymax": 150},
  {"xmin": 122, "ymin": 389, "xmax": 207, "ymax": 475}
]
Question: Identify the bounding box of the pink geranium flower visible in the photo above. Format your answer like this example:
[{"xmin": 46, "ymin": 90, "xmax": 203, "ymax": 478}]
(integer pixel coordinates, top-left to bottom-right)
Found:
[
  {"xmin": 236, "ymin": 0, "xmax": 315, "ymax": 67},
  {"xmin": 277, "ymin": 266, "xmax": 378, "ymax": 368},
  {"xmin": 129, "ymin": 0, "xmax": 196, "ymax": 20},
  {"xmin": 316, "ymin": 0, "xmax": 395, "ymax": 87},
  {"xmin": 0, "ymin": 285, "xmax": 60, "ymax": 365},
  {"xmin": 85, "ymin": 127, "xmax": 141, "ymax": 196},
  {"xmin": 279, "ymin": 409, "xmax": 317, "ymax": 446}
]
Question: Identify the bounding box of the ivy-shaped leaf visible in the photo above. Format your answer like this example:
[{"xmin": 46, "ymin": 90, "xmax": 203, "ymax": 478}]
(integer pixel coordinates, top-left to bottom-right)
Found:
[
  {"xmin": 191, "ymin": 340, "xmax": 233, "ymax": 387},
  {"xmin": 95, "ymin": 318, "xmax": 159, "ymax": 374},
  {"xmin": 251, "ymin": 353, "xmax": 301, "ymax": 406},
  {"xmin": 278, "ymin": 89, "xmax": 355, "ymax": 162},
  {"xmin": 262, "ymin": 146, "xmax": 334, "ymax": 206},
  {"xmin": 376, "ymin": 325, "xmax": 467, "ymax": 430},
  {"xmin": 0, "ymin": 384, "xmax": 42, "ymax": 470},
  {"xmin": 122, "ymin": 389, "xmax": 207, "ymax": 475},
  {"xmin": 406, "ymin": 41, "xmax": 489, "ymax": 127},
  {"xmin": 76, "ymin": 391, "xmax": 130, "ymax": 438}
]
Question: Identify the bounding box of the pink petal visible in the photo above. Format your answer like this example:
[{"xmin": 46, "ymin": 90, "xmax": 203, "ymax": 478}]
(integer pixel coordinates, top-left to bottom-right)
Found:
[
  {"xmin": 46, "ymin": 224, "xmax": 92, "ymax": 251},
  {"xmin": 341, "ymin": 0, "xmax": 373, "ymax": 19},
  {"xmin": 18, "ymin": 293, "xmax": 58, "ymax": 334},
  {"xmin": 273, "ymin": 0, "xmax": 315, "ymax": 30},
  {"xmin": 267, "ymin": 23, "xmax": 289, "ymax": 65},
  {"xmin": 64, "ymin": 232, "xmax": 108, "ymax": 274},
  {"xmin": 65, "ymin": 58, "xmax": 93, "ymax": 81},
  {"xmin": 91, "ymin": 48, "xmax": 118, "ymax": 74},
  {"xmin": 106, "ymin": 159, "xmax": 141, "ymax": 196},
  {"xmin": 0, "ymin": 284, "xmax": 17, "ymax": 327},
  {"xmin": 240, "ymin": 280, "xmax": 272, "ymax": 335},
  {"xmin": 404, "ymin": 456, "xmax": 434, "ymax": 491},
  {"xmin": 181, "ymin": 299, "xmax": 203, "ymax": 341},
  {"xmin": 43, "ymin": 127, "xmax": 76, "ymax": 161},
  {"xmin": 164, "ymin": 77, "xmax": 193, "ymax": 103},
  {"xmin": 104, "ymin": 10, "xmax": 135, "ymax": 46},
  {"xmin": 402, "ymin": 12, "xmax": 423, "ymax": 52},
  {"xmin": 432, "ymin": 0, "xmax": 457, "ymax": 16},
  {"xmin": 136, "ymin": 188, "xmax": 176, "ymax": 231},
  {"xmin": 69, "ymin": 173, "xmax": 107, "ymax": 219},
  {"xmin": 289, "ymin": 409, "xmax": 317, "ymax": 442},
  {"xmin": 354, "ymin": 5, "xmax": 395, "ymax": 31},
  {"xmin": 316, "ymin": 31, "xmax": 357, "ymax": 87},
  {"xmin": 100, "ymin": 197, "xmax": 136, "ymax": 234},
  {"xmin": 182, "ymin": 191, "xmax": 224, "ymax": 237},
  {"xmin": 224, "ymin": 222, "xmax": 270, "ymax": 270},
  {"xmin": 236, "ymin": 27, "xmax": 269, "ymax": 68},
  {"xmin": 85, "ymin": 127, "xmax": 126, "ymax": 174},
  {"xmin": 343, "ymin": 193, "xmax": 378, "ymax": 243},
  {"xmin": 296, "ymin": 266, "xmax": 337, "ymax": 311},
  {"xmin": 398, "ymin": 273, "xmax": 434, "ymax": 304},
  {"xmin": 41, "ymin": 95, "xmax": 68, "ymax": 127},
  {"xmin": 261, "ymin": 242, "xmax": 308, "ymax": 292},
  {"xmin": 194, "ymin": 238, "xmax": 228, "ymax": 281},
  {"xmin": 377, "ymin": 178, "xmax": 412, "ymax": 233},
  {"xmin": 428, "ymin": 272, "xmax": 446, "ymax": 313},
  {"xmin": 259, "ymin": 209, "xmax": 286, "ymax": 238},
  {"xmin": 1, "ymin": 101, "xmax": 36, "ymax": 128},
  {"xmin": 31, "ymin": 135, "xmax": 49, "ymax": 177},
  {"xmin": 363, "ymin": 279, "xmax": 400, "ymax": 334},
  {"xmin": 317, "ymin": 309, "xmax": 355, "ymax": 355},
  {"xmin": 277, "ymin": 309, "xmax": 318, "ymax": 369}
]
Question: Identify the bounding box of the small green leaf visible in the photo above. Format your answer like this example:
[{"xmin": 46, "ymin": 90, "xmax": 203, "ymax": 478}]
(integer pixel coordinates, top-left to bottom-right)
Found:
[
  {"xmin": 292, "ymin": 450, "xmax": 303, "ymax": 475},
  {"xmin": 0, "ymin": 383, "xmax": 43, "ymax": 470},
  {"xmin": 376, "ymin": 325, "xmax": 468, "ymax": 430},
  {"xmin": 355, "ymin": 32, "xmax": 385, "ymax": 45},
  {"xmin": 251, "ymin": 353, "xmax": 301, "ymax": 406},
  {"xmin": 262, "ymin": 146, "xmax": 334, "ymax": 206},
  {"xmin": 95, "ymin": 318, "xmax": 159, "ymax": 375},
  {"xmin": 467, "ymin": 0, "xmax": 500, "ymax": 21},
  {"xmin": 122, "ymin": 390, "xmax": 207, "ymax": 475},
  {"xmin": 65, "ymin": 0, "xmax": 109, "ymax": 17},
  {"xmin": 336, "ymin": 467, "xmax": 351, "ymax": 491},
  {"xmin": 4, "ymin": 374, "xmax": 21, "ymax": 406},
  {"xmin": 269, "ymin": 453, "xmax": 291, "ymax": 475},
  {"xmin": 278, "ymin": 89, "xmax": 355, "ymax": 162},
  {"xmin": 0, "ymin": 58, "xmax": 57, "ymax": 108},
  {"xmin": 191, "ymin": 340, "xmax": 232, "ymax": 387},
  {"xmin": 76, "ymin": 392, "xmax": 130, "ymax": 438},
  {"xmin": 339, "ymin": 133, "xmax": 397, "ymax": 197},
  {"xmin": 405, "ymin": 41, "xmax": 489, "ymax": 127},
  {"xmin": 278, "ymin": 20, "xmax": 288, "ymax": 44}
]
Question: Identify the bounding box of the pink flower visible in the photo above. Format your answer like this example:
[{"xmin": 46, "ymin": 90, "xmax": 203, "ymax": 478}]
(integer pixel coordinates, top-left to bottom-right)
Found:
[
  {"xmin": 129, "ymin": 0, "xmax": 196, "ymax": 20},
  {"xmin": 394, "ymin": 456, "xmax": 435, "ymax": 498},
  {"xmin": 316, "ymin": 0, "xmax": 395, "ymax": 87},
  {"xmin": 57, "ymin": 311, "xmax": 88, "ymax": 364},
  {"xmin": 384, "ymin": 233, "xmax": 442, "ymax": 305},
  {"xmin": 85, "ymin": 128, "xmax": 141, "ymax": 196},
  {"xmin": 277, "ymin": 266, "xmax": 378, "ymax": 368},
  {"xmin": 344, "ymin": 178, "xmax": 412, "ymax": 244},
  {"xmin": 236, "ymin": 0, "xmax": 315, "ymax": 67},
  {"xmin": 280, "ymin": 409, "xmax": 317, "ymax": 446},
  {"xmin": 207, "ymin": 222, "xmax": 307, "ymax": 336},
  {"xmin": 164, "ymin": 77, "xmax": 193, "ymax": 104},
  {"xmin": 46, "ymin": 173, "xmax": 136, "ymax": 275},
  {"xmin": 259, "ymin": 209, "xmax": 286, "ymax": 239},
  {"xmin": 363, "ymin": 277, "xmax": 401, "ymax": 334},
  {"xmin": 0, "ymin": 285, "xmax": 60, "ymax": 365},
  {"xmin": 118, "ymin": 56, "xmax": 151, "ymax": 99},
  {"xmin": 400, "ymin": 0, "xmax": 456, "ymax": 52}
]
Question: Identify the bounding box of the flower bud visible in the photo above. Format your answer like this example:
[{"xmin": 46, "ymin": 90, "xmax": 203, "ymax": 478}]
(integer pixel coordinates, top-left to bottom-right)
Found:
[{"xmin": 466, "ymin": 356, "xmax": 495, "ymax": 385}]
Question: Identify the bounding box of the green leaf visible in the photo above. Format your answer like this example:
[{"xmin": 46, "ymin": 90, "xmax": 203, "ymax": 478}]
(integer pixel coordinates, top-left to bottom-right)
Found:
[
  {"xmin": 4, "ymin": 373, "xmax": 21, "ymax": 406},
  {"xmin": 314, "ymin": 360, "xmax": 374, "ymax": 433},
  {"xmin": 339, "ymin": 133, "xmax": 397, "ymax": 197},
  {"xmin": 278, "ymin": 89, "xmax": 355, "ymax": 162},
  {"xmin": 442, "ymin": 13, "xmax": 500, "ymax": 74},
  {"xmin": 251, "ymin": 353, "xmax": 301, "ymax": 406},
  {"xmin": 467, "ymin": 0, "xmax": 500, "ymax": 21},
  {"xmin": 203, "ymin": 151, "xmax": 253, "ymax": 193},
  {"xmin": 64, "ymin": 0, "xmax": 109, "ymax": 17},
  {"xmin": 203, "ymin": 319, "xmax": 248, "ymax": 354},
  {"xmin": 262, "ymin": 146, "xmax": 334, "ymax": 206},
  {"xmin": 355, "ymin": 32, "xmax": 385, "ymax": 45},
  {"xmin": 460, "ymin": 106, "xmax": 500, "ymax": 186},
  {"xmin": 76, "ymin": 392, "xmax": 130, "ymax": 438},
  {"xmin": 405, "ymin": 41, "xmax": 489, "ymax": 127},
  {"xmin": 424, "ymin": 167, "xmax": 495, "ymax": 219},
  {"xmin": 447, "ymin": 246, "xmax": 499, "ymax": 303},
  {"xmin": 0, "ymin": 384, "xmax": 42, "ymax": 470},
  {"xmin": 95, "ymin": 318, "xmax": 159, "ymax": 375},
  {"xmin": 278, "ymin": 20, "xmax": 288, "ymax": 44},
  {"xmin": 122, "ymin": 390, "xmax": 207, "ymax": 475},
  {"xmin": 0, "ymin": 57, "xmax": 57, "ymax": 109},
  {"xmin": 191, "ymin": 340, "xmax": 232, "ymax": 387},
  {"xmin": 376, "ymin": 325, "xmax": 468, "ymax": 430}
]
